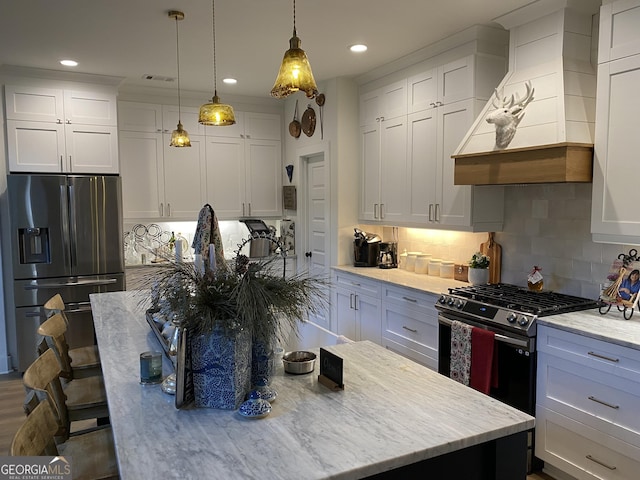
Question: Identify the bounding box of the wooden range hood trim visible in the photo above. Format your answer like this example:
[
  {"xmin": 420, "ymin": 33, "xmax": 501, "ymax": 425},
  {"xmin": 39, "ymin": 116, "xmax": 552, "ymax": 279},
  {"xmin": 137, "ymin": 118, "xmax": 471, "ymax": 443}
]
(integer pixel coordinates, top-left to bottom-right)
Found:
[{"xmin": 453, "ymin": 142, "xmax": 593, "ymax": 185}]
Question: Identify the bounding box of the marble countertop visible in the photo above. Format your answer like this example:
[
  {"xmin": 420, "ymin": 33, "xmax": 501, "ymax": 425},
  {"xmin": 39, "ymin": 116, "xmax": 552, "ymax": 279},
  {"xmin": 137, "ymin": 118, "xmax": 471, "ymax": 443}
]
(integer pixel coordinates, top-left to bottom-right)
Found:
[
  {"xmin": 333, "ymin": 265, "xmax": 640, "ymax": 351},
  {"xmin": 90, "ymin": 291, "xmax": 533, "ymax": 480},
  {"xmin": 332, "ymin": 265, "xmax": 468, "ymax": 296},
  {"xmin": 538, "ymin": 308, "xmax": 640, "ymax": 351}
]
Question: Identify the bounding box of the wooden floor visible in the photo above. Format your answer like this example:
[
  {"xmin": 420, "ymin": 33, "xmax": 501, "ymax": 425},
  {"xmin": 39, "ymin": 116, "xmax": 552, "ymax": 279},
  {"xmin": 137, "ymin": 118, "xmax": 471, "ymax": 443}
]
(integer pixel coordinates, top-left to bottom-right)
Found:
[
  {"xmin": 0, "ymin": 372, "xmax": 556, "ymax": 478},
  {"xmin": 0, "ymin": 372, "xmax": 25, "ymax": 455}
]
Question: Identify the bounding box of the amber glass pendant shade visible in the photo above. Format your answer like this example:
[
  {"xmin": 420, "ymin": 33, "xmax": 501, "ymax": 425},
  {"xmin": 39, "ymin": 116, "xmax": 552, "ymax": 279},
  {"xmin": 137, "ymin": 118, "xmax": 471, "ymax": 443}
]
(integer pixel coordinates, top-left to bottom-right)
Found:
[
  {"xmin": 199, "ymin": 0, "xmax": 235, "ymax": 127},
  {"xmin": 271, "ymin": 33, "xmax": 318, "ymax": 99},
  {"xmin": 170, "ymin": 122, "xmax": 192, "ymax": 147},
  {"xmin": 198, "ymin": 93, "xmax": 236, "ymax": 126},
  {"xmin": 169, "ymin": 10, "xmax": 191, "ymax": 147}
]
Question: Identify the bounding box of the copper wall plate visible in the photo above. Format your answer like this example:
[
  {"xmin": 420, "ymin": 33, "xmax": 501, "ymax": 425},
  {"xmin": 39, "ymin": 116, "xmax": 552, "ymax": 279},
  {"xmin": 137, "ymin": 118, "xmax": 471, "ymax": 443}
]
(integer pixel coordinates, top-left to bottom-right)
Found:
[{"xmin": 301, "ymin": 105, "xmax": 316, "ymax": 137}]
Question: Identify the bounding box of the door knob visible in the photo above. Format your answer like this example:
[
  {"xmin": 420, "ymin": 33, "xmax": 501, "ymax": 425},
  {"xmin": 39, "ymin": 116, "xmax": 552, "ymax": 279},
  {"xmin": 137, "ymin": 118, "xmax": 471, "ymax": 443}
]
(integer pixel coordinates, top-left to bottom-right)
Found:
[{"xmin": 305, "ymin": 252, "xmax": 312, "ymax": 258}]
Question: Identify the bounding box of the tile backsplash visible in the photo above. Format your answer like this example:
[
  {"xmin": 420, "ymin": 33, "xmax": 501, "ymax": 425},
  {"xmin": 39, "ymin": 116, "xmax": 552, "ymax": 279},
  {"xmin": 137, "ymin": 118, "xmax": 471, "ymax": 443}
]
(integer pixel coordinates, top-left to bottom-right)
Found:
[{"xmin": 362, "ymin": 183, "xmax": 640, "ymax": 299}]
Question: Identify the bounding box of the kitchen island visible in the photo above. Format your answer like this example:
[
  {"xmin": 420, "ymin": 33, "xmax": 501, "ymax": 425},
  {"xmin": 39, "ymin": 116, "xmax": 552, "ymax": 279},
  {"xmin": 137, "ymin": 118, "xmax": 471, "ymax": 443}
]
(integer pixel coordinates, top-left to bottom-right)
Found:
[{"xmin": 90, "ymin": 291, "xmax": 534, "ymax": 480}]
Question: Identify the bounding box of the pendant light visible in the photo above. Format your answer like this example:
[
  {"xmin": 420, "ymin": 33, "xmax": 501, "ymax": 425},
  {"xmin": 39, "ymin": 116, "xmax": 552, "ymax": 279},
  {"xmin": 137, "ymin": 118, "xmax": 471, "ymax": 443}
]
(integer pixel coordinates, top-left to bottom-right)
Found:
[
  {"xmin": 270, "ymin": 0, "xmax": 318, "ymax": 99},
  {"xmin": 169, "ymin": 11, "xmax": 191, "ymax": 147},
  {"xmin": 198, "ymin": 0, "xmax": 235, "ymax": 126}
]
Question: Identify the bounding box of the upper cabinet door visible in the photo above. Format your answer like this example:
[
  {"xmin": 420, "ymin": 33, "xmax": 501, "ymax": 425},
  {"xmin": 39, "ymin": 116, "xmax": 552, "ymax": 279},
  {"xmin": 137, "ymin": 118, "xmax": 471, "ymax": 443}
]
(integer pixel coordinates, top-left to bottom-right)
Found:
[
  {"xmin": 63, "ymin": 90, "xmax": 117, "ymax": 126},
  {"xmin": 162, "ymin": 105, "xmax": 206, "ymax": 136},
  {"xmin": 243, "ymin": 112, "xmax": 281, "ymax": 140},
  {"xmin": 65, "ymin": 125, "xmax": 119, "ymax": 174},
  {"xmin": 360, "ymin": 79, "xmax": 407, "ymax": 125},
  {"xmin": 407, "ymin": 68, "xmax": 438, "ymax": 113},
  {"xmin": 5, "ymin": 85, "xmax": 64, "ymax": 123},
  {"xmin": 162, "ymin": 134, "xmax": 206, "ymax": 218},
  {"xmin": 598, "ymin": 0, "xmax": 640, "ymax": 63},
  {"xmin": 118, "ymin": 102, "xmax": 163, "ymax": 133},
  {"xmin": 6, "ymin": 119, "xmax": 65, "ymax": 172}
]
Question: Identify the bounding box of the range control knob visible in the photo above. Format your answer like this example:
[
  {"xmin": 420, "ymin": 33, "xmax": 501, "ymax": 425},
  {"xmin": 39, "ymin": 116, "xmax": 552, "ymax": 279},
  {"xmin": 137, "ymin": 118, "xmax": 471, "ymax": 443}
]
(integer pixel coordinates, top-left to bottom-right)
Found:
[
  {"xmin": 507, "ymin": 312, "xmax": 518, "ymax": 323},
  {"xmin": 454, "ymin": 299, "xmax": 464, "ymax": 309},
  {"xmin": 447, "ymin": 297, "xmax": 455, "ymax": 306},
  {"xmin": 518, "ymin": 316, "xmax": 530, "ymax": 327},
  {"xmin": 438, "ymin": 295, "xmax": 447, "ymax": 304}
]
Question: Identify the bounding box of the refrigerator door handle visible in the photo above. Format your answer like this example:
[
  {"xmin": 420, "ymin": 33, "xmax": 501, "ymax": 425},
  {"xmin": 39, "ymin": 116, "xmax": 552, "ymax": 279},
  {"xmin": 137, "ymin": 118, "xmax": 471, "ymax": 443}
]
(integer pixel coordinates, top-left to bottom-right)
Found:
[
  {"xmin": 22, "ymin": 278, "xmax": 118, "ymax": 290},
  {"xmin": 60, "ymin": 182, "xmax": 72, "ymax": 269},
  {"xmin": 67, "ymin": 183, "xmax": 78, "ymax": 270}
]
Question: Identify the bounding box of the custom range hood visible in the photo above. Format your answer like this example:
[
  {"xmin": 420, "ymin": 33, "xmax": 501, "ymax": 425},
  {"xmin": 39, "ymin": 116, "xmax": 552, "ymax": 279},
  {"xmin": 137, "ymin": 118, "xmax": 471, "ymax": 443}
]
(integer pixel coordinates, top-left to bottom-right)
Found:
[{"xmin": 453, "ymin": 0, "xmax": 602, "ymax": 185}]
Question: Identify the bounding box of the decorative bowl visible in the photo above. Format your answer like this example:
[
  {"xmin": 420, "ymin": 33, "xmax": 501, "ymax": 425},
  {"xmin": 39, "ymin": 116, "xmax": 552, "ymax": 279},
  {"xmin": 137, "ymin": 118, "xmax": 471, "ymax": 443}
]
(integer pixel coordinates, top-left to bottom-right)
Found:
[{"xmin": 283, "ymin": 351, "xmax": 316, "ymax": 374}]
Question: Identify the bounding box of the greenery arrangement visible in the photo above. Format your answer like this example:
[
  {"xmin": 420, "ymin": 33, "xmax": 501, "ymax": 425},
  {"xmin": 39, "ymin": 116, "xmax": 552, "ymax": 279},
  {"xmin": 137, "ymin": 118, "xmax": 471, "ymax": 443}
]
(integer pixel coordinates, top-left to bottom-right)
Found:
[
  {"xmin": 153, "ymin": 253, "xmax": 327, "ymax": 343},
  {"xmin": 468, "ymin": 251, "xmax": 490, "ymax": 269}
]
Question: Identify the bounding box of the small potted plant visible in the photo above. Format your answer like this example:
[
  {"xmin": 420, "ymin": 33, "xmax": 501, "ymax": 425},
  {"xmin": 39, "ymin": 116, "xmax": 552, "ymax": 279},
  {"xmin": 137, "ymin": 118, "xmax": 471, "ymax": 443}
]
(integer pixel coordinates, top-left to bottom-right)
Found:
[{"xmin": 468, "ymin": 252, "xmax": 490, "ymax": 285}]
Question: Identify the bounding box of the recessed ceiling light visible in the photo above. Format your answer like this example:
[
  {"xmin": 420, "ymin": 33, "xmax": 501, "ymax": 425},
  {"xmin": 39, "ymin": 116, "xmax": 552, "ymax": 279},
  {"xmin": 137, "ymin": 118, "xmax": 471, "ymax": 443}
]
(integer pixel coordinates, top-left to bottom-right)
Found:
[
  {"xmin": 223, "ymin": 78, "xmax": 237, "ymax": 85},
  {"xmin": 60, "ymin": 59, "xmax": 78, "ymax": 67},
  {"xmin": 350, "ymin": 44, "xmax": 367, "ymax": 53}
]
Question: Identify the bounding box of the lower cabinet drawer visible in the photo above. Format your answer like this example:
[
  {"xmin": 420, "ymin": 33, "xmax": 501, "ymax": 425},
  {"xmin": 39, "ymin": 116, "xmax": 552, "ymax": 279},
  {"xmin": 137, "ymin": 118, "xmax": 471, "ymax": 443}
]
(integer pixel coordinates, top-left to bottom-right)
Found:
[
  {"xmin": 383, "ymin": 338, "xmax": 437, "ymax": 370},
  {"xmin": 382, "ymin": 304, "xmax": 437, "ymax": 367},
  {"xmin": 538, "ymin": 352, "xmax": 640, "ymax": 447},
  {"xmin": 536, "ymin": 406, "xmax": 640, "ymax": 480}
]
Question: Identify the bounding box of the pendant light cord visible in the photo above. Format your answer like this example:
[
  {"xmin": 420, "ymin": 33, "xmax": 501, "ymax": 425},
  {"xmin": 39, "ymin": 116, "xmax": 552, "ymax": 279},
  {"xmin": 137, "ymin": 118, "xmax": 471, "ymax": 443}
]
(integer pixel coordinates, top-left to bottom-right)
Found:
[
  {"xmin": 175, "ymin": 15, "xmax": 182, "ymax": 118},
  {"xmin": 293, "ymin": 0, "xmax": 297, "ymax": 36},
  {"xmin": 212, "ymin": 0, "xmax": 218, "ymax": 96}
]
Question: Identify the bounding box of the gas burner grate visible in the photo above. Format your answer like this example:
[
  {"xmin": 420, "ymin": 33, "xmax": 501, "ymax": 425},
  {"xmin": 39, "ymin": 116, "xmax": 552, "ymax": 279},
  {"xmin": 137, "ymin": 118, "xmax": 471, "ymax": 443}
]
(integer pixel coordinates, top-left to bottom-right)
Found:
[{"xmin": 448, "ymin": 283, "xmax": 600, "ymax": 316}]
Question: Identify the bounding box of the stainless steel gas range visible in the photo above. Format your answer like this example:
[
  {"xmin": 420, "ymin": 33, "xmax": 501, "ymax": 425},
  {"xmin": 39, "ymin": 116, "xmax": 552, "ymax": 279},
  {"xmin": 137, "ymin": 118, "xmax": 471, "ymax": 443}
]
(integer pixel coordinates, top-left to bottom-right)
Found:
[{"xmin": 435, "ymin": 283, "xmax": 600, "ymax": 472}]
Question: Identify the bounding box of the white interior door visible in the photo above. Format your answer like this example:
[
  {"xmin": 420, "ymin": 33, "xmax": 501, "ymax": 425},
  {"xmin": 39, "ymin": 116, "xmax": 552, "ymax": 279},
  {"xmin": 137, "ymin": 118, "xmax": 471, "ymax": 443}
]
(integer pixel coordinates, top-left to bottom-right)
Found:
[{"xmin": 304, "ymin": 153, "xmax": 331, "ymax": 330}]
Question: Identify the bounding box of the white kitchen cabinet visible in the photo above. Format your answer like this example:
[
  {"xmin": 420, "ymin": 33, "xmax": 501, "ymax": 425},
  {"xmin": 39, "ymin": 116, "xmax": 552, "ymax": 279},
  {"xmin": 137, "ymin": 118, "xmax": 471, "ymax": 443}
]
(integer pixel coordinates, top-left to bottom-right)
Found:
[
  {"xmin": 119, "ymin": 130, "xmax": 205, "ymax": 220},
  {"xmin": 536, "ymin": 324, "xmax": 640, "ymax": 478},
  {"xmin": 407, "ymin": 56, "xmax": 473, "ymax": 113},
  {"xmin": 598, "ymin": 0, "xmax": 640, "ymax": 64},
  {"xmin": 406, "ymin": 98, "xmax": 503, "ymax": 229},
  {"xmin": 118, "ymin": 101, "xmax": 206, "ymax": 135},
  {"xmin": 5, "ymin": 85, "xmax": 118, "ymax": 173},
  {"xmin": 358, "ymin": 53, "xmax": 505, "ymax": 231},
  {"xmin": 204, "ymin": 111, "xmax": 281, "ymax": 141},
  {"xmin": 359, "ymin": 116, "xmax": 408, "ymax": 223},
  {"xmin": 359, "ymin": 79, "xmax": 407, "ymax": 126},
  {"xmin": 333, "ymin": 272, "xmax": 381, "ymax": 344},
  {"xmin": 118, "ymin": 101, "xmax": 282, "ymax": 220},
  {"xmin": 381, "ymin": 285, "xmax": 439, "ymax": 370},
  {"xmin": 591, "ymin": 54, "xmax": 640, "ymax": 242},
  {"xmin": 204, "ymin": 136, "xmax": 282, "ymax": 219}
]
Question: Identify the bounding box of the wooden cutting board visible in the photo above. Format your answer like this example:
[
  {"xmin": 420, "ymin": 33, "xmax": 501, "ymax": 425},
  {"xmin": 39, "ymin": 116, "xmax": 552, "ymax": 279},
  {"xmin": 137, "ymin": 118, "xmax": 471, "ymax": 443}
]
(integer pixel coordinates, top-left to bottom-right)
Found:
[{"xmin": 480, "ymin": 232, "xmax": 502, "ymax": 284}]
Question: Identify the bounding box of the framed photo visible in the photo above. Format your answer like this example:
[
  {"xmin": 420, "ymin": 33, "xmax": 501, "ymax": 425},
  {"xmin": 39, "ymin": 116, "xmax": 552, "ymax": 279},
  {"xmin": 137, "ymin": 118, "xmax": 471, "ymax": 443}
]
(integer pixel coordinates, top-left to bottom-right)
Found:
[{"xmin": 600, "ymin": 255, "xmax": 640, "ymax": 318}]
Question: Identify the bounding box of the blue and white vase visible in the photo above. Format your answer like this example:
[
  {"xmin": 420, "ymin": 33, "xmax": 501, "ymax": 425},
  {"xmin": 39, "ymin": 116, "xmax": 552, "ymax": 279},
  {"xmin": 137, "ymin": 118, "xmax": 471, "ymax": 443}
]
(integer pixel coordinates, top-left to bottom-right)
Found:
[
  {"xmin": 251, "ymin": 337, "xmax": 276, "ymax": 386},
  {"xmin": 190, "ymin": 327, "xmax": 251, "ymax": 409}
]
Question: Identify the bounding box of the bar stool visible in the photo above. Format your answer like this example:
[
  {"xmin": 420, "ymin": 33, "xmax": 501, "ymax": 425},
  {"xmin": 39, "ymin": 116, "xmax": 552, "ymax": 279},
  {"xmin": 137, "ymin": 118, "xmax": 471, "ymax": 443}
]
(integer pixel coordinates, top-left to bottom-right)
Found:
[
  {"xmin": 39, "ymin": 303, "xmax": 101, "ymax": 380},
  {"xmin": 11, "ymin": 399, "xmax": 119, "ymax": 479},
  {"xmin": 23, "ymin": 348, "xmax": 110, "ymax": 439}
]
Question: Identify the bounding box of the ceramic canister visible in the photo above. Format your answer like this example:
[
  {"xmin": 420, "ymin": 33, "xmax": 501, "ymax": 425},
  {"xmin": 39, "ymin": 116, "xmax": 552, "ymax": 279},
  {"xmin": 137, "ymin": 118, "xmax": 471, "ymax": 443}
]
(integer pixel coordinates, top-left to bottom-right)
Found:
[
  {"xmin": 428, "ymin": 258, "xmax": 442, "ymax": 276},
  {"xmin": 414, "ymin": 254, "xmax": 432, "ymax": 274},
  {"xmin": 405, "ymin": 252, "xmax": 421, "ymax": 272},
  {"xmin": 399, "ymin": 251, "xmax": 408, "ymax": 270},
  {"xmin": 440, "ymin": 260, "xmax": 455, "ymax": 278}
]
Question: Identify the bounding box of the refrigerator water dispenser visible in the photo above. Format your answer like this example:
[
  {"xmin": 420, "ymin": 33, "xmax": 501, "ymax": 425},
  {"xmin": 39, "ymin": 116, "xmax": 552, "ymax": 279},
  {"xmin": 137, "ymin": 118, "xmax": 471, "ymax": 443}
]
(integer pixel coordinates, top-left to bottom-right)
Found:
[{"xmin": 19, "ymin": 227, "xmax": 50, "ymax": 264}]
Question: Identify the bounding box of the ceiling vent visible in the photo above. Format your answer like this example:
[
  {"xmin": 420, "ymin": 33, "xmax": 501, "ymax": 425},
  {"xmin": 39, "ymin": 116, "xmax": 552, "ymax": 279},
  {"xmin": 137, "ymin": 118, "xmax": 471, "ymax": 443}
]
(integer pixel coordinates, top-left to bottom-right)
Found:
[
  {"xmin": 453, "ymin": 0, "xmax": 601, "ymax": 185},
  {"xmin": 142, "ymin": 74, "xmax": 175, "ymax": 82}
]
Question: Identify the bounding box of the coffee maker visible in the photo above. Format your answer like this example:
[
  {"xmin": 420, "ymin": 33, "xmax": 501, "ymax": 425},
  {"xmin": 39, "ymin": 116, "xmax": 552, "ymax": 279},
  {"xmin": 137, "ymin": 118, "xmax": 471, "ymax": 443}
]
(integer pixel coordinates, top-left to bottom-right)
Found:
[
  {"xmin": 353, "ymin": 228, "xmax": 381, "ymax": 267},
  {"xmin": 378, "ymin": 242, "xmax": 398, "ymax": 269}
]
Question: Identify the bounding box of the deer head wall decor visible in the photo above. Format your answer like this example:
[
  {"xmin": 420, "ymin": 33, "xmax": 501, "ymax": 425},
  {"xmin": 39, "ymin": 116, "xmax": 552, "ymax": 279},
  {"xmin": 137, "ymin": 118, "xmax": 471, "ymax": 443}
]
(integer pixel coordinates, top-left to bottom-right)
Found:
[{"xmin": 485, "ymin": 81, "xmax": 535, "ymax": 150}]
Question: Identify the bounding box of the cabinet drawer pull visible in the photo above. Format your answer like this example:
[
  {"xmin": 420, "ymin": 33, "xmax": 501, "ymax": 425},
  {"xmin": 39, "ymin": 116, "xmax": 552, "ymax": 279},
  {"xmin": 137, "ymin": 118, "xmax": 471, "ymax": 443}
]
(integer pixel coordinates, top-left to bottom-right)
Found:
[
  {"xmin": 585, "ymin": 454, "xmax": 616, "ymax": 470},
  {"xmin": 587, "ymin": 351, "xmax": 619, "ymax": 363},
  {"xmin": 402, "ymin": 296, "xmax": 417, "ymax": 303},
  {"xmin": 402, "ymin": 326, "xmax": 418, "ymax": 333},
  {"xmin": 588, "ymin": 395, "xmax": 619, "ymax": 410},
  {"xmin": 350, "ymin": 282, "xmax": 361, "ymax": 287}
]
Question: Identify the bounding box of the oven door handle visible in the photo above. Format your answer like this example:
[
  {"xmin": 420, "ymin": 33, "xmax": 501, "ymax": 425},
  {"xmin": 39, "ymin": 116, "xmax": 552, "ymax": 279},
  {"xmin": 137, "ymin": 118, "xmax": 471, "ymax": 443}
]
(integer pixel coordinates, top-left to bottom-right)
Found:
[{"xmin": 438, "ymin": 316, "xmax": 530, "ymax": 349}]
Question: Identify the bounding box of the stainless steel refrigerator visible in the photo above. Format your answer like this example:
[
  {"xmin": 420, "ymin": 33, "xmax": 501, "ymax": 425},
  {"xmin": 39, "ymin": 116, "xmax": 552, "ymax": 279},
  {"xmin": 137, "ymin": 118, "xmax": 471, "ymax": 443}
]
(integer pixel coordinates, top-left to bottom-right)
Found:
[{"xmin": 7, "ymin": 174, "xmax": 125, "ymax": 372}]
